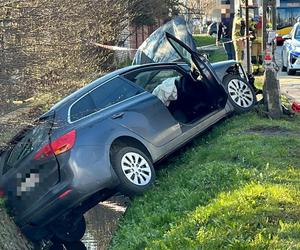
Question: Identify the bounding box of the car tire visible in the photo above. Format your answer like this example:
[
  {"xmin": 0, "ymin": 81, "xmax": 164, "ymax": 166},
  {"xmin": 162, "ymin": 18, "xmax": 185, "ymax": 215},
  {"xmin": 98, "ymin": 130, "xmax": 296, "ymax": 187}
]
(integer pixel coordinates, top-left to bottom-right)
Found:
[
  {"xmin": 287, "ymin": 69, "xmax": 296, "ymax": 75},
  {"xmin": 111, "ymin": 146, "xmax": 155, "ymax": 196},
  {"xmin": 287, "ymin": 55, "xmax": 296, "ymax": 75},
  {"xmin": 50, "ymin": 215, "xmax": 86, "ymax": 242},
  {"xmin": 223, "ymin": 74, "xmax": 256, "ymax": 113},
  {"xmin": 282, "ymin": 65, "xmax": 287, "ymax": 72},
  {"xmin": 287, "ymin": 64, "xmax": 296, "ymax": 75}
]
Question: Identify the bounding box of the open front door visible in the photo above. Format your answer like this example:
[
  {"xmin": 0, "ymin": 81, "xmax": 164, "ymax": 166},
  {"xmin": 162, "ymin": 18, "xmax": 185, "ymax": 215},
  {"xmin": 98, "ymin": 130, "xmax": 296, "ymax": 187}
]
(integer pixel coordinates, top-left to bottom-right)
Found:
[{"xmin": 165, "ymin": 32, "xmax": 227, "ymax": 109}]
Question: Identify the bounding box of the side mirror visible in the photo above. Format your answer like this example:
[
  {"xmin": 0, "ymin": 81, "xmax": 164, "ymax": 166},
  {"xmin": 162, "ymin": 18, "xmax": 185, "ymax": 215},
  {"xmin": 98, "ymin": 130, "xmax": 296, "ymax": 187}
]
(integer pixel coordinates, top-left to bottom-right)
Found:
[{"xmin": 282, "ymin": 34, "xmax": 292, "ymax": 40}]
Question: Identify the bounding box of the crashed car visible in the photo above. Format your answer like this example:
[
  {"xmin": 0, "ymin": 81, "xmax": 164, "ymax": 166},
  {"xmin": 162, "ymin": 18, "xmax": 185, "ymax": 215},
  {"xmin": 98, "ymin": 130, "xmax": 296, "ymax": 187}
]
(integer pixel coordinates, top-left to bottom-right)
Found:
[
  {"xmin": 0, "ymin": 17, "xmax": 256, "ymax": 243},
  {"xmin": 282, "ymin": 20, "xmax": 300, "ymax": 75}
]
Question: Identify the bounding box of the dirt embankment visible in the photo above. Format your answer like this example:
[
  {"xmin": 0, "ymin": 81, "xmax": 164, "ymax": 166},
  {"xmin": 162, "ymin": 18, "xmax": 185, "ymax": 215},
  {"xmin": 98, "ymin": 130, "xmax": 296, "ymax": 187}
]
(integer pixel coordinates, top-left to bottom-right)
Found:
[
  {"xmin": 0, "ymin": 106, "xmax": 40, "ymax": 250},
  {"xmin": 0, "ymin": 205, "xmax": 33, "ymax": 250}
]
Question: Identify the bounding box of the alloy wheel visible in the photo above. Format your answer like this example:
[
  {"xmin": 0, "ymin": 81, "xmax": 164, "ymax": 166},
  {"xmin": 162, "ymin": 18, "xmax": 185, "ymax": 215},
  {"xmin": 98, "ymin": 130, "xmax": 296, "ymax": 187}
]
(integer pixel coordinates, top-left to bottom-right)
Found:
[
  {"xmin": 227, "ymin": 79, "xmax": 254, "ymax": 108},
  {"xmin": 121, "ymin": 152, "xmax": 152, "ymax": 186}
]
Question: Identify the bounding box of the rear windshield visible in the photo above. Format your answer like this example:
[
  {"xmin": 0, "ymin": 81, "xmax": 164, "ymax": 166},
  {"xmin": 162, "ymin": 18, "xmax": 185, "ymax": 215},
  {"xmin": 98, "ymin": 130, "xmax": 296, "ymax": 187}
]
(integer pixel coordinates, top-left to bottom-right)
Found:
[{"xmin": 4, "ymin": 115, "xmax": 54, "ymax": 171}]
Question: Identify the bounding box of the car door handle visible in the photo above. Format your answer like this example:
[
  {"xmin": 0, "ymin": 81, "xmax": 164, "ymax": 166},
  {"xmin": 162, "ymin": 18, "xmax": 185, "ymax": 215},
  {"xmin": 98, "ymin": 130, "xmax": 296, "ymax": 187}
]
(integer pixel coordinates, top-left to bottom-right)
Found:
[{"xmin": 111, "ymin": 112, "xmax": 124, "ymax": 119}]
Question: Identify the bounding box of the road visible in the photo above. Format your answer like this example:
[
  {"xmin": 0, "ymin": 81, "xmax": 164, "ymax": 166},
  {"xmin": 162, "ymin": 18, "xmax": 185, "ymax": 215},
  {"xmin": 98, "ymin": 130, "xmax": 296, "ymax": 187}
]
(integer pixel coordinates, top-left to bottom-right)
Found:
[{"xmin": 276, "ymin": 46, "xmax": 300, "ymax": 102}]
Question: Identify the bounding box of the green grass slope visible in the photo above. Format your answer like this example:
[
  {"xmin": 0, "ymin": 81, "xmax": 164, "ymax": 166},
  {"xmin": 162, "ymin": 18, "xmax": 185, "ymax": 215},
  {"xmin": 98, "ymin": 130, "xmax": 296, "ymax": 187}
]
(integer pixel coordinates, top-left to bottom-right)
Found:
[{"xmin": 110, "ymin": 112, "xmax": 300, "ymax": 250}]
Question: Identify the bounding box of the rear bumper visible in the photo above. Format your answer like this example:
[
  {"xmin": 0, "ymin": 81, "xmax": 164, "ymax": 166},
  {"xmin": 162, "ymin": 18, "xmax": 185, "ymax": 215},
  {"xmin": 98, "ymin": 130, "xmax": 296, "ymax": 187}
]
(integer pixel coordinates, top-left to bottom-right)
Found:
[
  {"xmin": 17, "ymin": 146, "xmax": 117, "ymax": 241},
  {"xmin": 19, "ymin": 182, "xmax": 80, "ymax": 240}
]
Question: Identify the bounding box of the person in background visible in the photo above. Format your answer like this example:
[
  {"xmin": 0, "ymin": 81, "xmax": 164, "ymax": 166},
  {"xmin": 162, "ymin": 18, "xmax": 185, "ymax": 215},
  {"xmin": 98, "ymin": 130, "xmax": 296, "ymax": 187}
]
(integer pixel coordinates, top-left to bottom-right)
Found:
[
  {"xmin": 232, "ymin": 12, "xmax": 246, "ymax": 63},
  {"xmin": 216, "ymin": 21, "xmax": 235, "ymax": 60},
  {"xmin": 250, "ymin": 16, "xmax": 264, "ymax": 74}
]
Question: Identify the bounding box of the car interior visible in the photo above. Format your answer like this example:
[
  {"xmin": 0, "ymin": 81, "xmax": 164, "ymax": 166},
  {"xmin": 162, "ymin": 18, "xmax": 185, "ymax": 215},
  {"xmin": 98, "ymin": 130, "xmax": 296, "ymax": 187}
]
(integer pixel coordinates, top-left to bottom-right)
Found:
[
  {"xmin": 167, "ymin": 72, "xmax": 216, "ymax": 124},
  {"xmin": 124, "ymin": 66, "xmax": 225, "ymax": 125}
]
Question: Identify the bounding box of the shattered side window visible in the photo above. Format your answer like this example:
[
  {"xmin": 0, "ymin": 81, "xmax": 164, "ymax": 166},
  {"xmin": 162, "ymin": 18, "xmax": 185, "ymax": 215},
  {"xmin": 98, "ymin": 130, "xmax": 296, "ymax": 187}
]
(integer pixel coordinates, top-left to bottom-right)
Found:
[{"xmin": 132, "ymin": 16, "xmax": 196, "ymax": 65}]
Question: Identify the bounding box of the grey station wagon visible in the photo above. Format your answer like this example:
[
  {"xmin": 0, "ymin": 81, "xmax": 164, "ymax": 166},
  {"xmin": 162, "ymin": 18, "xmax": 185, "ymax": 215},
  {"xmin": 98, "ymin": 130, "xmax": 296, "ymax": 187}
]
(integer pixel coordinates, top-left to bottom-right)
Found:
[{"xmin": 0, "ymin": 33, "xmax": 256, "ymax": 243}]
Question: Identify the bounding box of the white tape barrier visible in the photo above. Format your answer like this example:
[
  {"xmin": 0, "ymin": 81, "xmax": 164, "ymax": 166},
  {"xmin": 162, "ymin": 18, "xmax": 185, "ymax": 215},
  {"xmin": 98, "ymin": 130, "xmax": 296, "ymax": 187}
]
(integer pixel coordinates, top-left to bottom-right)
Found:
[
  {"xmin": 93, "ymin": 42, "xmax": 137, "ymax": 51},
  {"xmin": 93, "ymin": 35, "xmax": 256, "ymax": 51}
]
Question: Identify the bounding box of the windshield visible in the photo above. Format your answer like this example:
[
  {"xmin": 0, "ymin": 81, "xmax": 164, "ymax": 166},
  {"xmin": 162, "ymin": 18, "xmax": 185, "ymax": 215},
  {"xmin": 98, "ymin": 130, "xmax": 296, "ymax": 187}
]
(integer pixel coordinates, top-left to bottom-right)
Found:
[
  {"xmin": 295, "ymin": 25, "xmax": 300, "ymax": 40},
  {"xmin": 277, "ymin": 7, "xmax": 300, "ymax": 30}
]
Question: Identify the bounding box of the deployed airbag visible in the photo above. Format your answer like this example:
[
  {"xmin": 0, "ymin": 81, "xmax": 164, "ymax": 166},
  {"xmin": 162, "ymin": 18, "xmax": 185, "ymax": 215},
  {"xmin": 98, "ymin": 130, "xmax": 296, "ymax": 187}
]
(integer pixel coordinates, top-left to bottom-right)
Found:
[{"xmin": 152, "ymin": 77, "xmax": 178, "ymax": 106}]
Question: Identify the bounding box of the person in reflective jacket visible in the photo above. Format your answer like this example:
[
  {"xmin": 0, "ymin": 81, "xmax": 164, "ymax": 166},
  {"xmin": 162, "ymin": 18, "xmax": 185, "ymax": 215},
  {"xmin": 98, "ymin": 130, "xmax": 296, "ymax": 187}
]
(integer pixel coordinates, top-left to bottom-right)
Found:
[{"xmin": 232, "ymin": 12, "xmax": 246, "ymax": 63}]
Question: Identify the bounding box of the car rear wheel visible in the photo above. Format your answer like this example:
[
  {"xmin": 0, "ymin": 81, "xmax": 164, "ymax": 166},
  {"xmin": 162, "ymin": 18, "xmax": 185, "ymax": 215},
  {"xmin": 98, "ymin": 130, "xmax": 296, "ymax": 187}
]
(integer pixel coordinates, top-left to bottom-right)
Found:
[
  {"xmin": 287, "ymin": 69, "xmax": 296, "ymax": 75},
  {"xmin": 111, "ymin": 146, "xmax": 155, "ymax": 196},
  {"xmin": 50, "ymin": 215, "xmax": 86, "ymax": 242},
  {"xmin": 223, "ymin": 74, "xmax": 256, "ymax": 113}
]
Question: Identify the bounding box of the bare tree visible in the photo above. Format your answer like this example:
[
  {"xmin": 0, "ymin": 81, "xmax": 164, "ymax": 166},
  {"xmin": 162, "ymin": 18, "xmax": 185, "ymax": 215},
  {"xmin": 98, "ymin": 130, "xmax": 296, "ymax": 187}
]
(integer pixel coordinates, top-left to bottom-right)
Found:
[{"xmin": 0, "ymin": 0, "xmax": 134, "ymax": 109}]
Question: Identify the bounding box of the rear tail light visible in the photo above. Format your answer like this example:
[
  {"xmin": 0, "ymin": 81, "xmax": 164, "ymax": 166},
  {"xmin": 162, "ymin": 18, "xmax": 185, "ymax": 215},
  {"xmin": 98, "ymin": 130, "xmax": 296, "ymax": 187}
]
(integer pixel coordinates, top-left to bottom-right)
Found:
[{"xmin": 34, "ymin": 130, "xmax": 76, "ymax": 160}]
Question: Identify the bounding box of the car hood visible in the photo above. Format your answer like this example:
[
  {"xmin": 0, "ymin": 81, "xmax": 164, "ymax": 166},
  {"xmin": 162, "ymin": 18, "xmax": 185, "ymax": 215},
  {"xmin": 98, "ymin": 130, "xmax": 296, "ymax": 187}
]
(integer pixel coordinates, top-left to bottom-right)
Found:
[{"xmin": 132, "ymin": 16, "xmax": 197, "ymax": 65}]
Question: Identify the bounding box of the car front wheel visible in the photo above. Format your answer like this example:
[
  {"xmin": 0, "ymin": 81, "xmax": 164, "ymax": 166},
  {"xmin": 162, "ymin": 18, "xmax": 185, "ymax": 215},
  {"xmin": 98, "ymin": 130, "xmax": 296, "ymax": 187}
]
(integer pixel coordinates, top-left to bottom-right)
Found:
[
  {"xmin": 287, "ymin": 61, "xmax": 296, "ymax": 75},
  {"xmin": 111, "ymin": 146, "xmax": 155, "ymax": 196},
  {"xmin": 223, "ymin": 74, "xmax": 256, "ymax": 113}
]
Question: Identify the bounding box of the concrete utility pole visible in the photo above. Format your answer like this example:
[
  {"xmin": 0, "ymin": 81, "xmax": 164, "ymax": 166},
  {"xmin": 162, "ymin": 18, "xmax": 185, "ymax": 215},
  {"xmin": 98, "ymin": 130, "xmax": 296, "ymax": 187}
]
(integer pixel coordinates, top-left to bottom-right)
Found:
[{"xmin": 262, "ymin": 0, "xmax": 282, "ymax": 118}]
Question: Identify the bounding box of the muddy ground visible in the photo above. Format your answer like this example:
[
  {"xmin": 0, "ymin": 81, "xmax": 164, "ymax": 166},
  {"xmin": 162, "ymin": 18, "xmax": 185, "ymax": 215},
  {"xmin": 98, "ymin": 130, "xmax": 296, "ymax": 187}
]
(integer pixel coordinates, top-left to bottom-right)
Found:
[{"xmin": 0, "ymin": 205, "xmax": 33, "ymax": 250}]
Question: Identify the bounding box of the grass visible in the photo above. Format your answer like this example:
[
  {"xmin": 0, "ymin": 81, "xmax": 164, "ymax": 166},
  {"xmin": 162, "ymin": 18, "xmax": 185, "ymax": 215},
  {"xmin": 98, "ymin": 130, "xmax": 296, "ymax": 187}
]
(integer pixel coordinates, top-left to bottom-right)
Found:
[
  {"xmin": 209, "ymin": 48, "xmax": 228, "ymax": 63},
  {"xmin": 254, "ymin": 75, "xmax": 264, "ymax": 90},
  {"xmin": 193, "ymin": 35, "xmax": 227, "ymax": 63},
  {"xmin": 193, "ymin": 35, "xmax": 216, "ymax": 47},
  {"xmin": 110, "ymin": 111, "xmax": 300, "ymax": 249}
]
